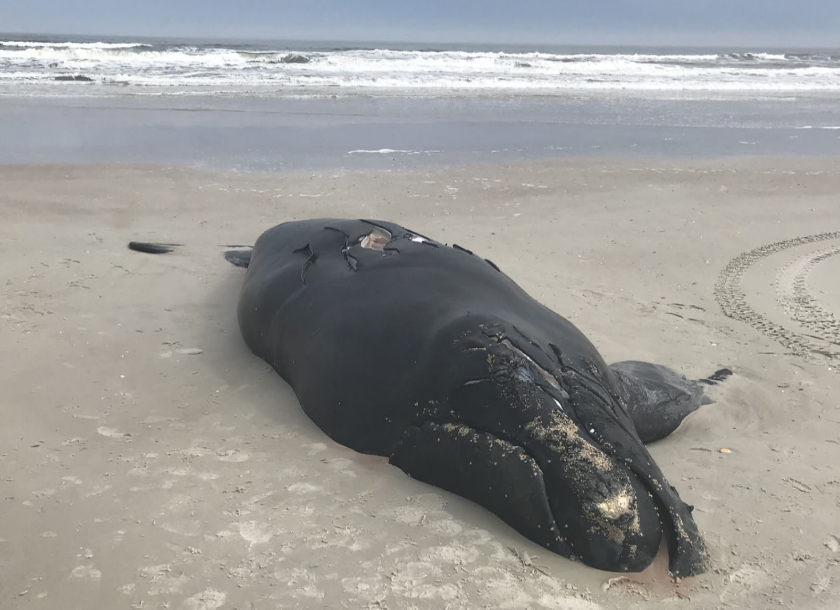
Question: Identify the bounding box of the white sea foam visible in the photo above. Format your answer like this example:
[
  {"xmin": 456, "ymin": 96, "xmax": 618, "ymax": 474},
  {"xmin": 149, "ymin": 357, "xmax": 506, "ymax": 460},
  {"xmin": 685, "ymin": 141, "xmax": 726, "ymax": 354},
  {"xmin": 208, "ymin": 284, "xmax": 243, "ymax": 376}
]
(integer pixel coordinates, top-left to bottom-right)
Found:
[
  {"xmin": 0, "ymin": 40, "xmax": 151, "ymax": 49},
  {"xmin": 348, "ymin": 149, "xmax": 440, "ymax": 155},
  {"xmin": 1, "ymin": 39, "xmax": 839, "ymax": 97},
  {"xmin": 348, "ymin": 149, "xmax": 413, "ymax": 154}
]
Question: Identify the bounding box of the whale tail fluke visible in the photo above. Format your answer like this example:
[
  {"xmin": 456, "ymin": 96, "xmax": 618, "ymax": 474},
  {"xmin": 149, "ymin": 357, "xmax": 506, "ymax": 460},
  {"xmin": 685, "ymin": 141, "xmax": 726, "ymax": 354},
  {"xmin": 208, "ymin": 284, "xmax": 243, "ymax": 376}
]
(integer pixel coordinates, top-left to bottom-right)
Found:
[{"xmin": 224, "ymin": 249, "xmax": 252, "ymax": 269}]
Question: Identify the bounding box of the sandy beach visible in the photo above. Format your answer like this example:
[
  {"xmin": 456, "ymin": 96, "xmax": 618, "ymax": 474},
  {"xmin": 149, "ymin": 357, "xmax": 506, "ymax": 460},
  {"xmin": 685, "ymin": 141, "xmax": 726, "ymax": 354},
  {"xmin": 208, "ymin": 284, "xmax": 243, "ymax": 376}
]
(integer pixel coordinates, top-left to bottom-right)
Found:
[{"xmin": 2, "ymin": 158, "xmax": 839, "ymax": 609}]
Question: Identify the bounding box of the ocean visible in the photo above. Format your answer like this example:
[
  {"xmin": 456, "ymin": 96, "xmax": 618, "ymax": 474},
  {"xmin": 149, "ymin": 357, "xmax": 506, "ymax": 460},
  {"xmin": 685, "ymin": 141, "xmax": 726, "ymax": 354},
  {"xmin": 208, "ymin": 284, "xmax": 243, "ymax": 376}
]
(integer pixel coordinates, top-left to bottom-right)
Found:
[
  {"xmin": 1, "ymin": 34, "xmax": 838, "ymax": 169},
  {"xmin": 3, "ymin": 34, "xmax": 840, "ymax": 98}
]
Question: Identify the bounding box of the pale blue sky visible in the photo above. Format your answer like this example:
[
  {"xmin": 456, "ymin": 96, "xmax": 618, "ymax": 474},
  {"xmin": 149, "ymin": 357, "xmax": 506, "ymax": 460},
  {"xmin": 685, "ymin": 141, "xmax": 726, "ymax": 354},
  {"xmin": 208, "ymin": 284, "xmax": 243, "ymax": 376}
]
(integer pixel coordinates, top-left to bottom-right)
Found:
[{"xmin": 3, "ymin": 1, "xmax": 839, "ymax": 46}]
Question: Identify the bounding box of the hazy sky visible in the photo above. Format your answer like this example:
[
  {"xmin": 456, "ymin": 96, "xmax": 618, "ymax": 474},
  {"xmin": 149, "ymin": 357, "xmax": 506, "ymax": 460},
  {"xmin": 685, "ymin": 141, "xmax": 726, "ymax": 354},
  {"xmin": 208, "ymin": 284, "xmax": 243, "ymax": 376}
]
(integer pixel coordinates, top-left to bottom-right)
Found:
[{"xmin": 4, "ymin": 0, "xmax": 839, "ymax": 46}]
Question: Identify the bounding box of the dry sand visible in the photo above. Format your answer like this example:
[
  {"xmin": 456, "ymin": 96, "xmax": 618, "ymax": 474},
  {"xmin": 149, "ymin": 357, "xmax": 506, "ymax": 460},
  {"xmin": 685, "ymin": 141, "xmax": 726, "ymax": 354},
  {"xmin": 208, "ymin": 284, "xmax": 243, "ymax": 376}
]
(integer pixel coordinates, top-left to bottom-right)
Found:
[{"xmin": 1, "ymin": 158, "xmax": 839, "ymax": 609}]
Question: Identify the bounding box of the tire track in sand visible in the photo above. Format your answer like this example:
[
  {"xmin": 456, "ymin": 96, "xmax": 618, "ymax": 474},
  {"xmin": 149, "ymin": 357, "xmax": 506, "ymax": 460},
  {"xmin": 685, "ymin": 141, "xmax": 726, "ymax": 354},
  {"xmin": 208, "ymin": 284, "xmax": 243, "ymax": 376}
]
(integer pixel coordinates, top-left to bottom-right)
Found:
[
  {"xmin": 775, "ymin": 244, "xmax": 840, "ymax": 347},
  {"xmin": 715, "ymin": 232, "xmax": 840, "ymax": 365}
]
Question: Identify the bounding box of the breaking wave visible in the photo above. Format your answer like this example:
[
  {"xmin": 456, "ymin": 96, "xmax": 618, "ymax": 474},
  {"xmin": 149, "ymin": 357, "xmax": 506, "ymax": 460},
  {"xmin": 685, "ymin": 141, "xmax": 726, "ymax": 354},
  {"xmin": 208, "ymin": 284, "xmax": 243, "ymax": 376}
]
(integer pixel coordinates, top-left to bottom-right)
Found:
[{"xmin": 1, "ymin": 37, "xmax": 839, "ymax": 97}]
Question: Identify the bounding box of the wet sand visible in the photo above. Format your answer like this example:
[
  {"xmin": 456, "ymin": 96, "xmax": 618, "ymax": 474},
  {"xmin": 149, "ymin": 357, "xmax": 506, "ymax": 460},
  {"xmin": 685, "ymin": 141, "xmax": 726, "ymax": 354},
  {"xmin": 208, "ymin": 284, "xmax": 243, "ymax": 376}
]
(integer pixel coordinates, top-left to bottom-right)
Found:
[
  {"xmin": 1, "ymin": 158, "xmax": 839, "ymax": 609},
  {"xmin": 2, "ymin": 95, "xmax": 840, "ymax": 171}
]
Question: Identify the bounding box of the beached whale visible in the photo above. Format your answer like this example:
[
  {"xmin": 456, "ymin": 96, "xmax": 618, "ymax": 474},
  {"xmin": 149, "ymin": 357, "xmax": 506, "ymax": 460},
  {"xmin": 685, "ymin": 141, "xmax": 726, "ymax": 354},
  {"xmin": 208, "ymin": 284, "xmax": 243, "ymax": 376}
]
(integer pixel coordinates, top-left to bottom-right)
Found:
[{"xmin": 129, "ymin": 218, "xmax": 730, "ymax": 576}]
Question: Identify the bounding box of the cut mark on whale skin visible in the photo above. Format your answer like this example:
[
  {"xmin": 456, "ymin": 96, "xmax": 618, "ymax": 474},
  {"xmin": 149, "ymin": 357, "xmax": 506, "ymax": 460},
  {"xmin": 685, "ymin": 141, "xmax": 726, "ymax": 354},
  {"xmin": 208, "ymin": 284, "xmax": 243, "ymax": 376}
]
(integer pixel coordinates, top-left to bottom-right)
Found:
[
  {"xmin": 293, "ymin": 244, "xmax": 317, "ymax": 284},
  {"xmin": 500, "ymin": 339, "xmax": 562, "ymax": 392},
  {"xmin": 408, "ymin": 233, "xmax": 440, "ymax": 248},
  {"xmin": 323, "ymin": 225, "xmax": 360, "ymax": 271},
  {"xmin": 360, "ymin": 227, "xmax": 392, "ymax": 251}
]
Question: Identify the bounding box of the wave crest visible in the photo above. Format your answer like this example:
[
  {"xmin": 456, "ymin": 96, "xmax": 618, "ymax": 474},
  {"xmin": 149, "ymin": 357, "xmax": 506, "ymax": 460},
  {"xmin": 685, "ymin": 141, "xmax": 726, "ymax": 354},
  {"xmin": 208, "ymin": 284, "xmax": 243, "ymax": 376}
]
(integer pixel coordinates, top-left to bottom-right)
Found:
[{"xmin": 2, "ymin": 39, "xmax": 839, "ymax": 96}]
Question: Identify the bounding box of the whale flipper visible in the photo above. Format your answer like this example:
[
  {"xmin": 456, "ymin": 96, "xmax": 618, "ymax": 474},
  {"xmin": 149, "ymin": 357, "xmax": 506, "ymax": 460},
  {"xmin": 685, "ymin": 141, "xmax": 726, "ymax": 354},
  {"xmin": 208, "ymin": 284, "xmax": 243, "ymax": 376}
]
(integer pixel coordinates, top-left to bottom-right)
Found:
[{"xmin": 610, "ymin": 361, "xmax": 731, "ymax": 444}]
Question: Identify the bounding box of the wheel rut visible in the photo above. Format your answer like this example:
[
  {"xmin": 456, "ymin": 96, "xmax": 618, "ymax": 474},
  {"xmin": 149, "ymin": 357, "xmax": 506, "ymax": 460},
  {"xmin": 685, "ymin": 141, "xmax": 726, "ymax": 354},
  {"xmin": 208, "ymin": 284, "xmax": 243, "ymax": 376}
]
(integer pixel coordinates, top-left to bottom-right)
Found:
[{"xmin": 715, "ymin": 232, "xmax": 840, "ymax": 367}]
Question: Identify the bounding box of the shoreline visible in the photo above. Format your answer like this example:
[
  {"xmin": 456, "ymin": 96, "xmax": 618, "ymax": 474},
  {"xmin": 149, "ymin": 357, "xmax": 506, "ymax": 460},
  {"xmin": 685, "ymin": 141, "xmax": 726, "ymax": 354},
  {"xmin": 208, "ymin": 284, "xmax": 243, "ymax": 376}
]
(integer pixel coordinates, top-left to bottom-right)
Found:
[
  {"xmin": 2, "ymin": 95, "xmax": 840, "ymax": 172},
  {"xmin": 3, "ymin": 153, "xmax": 838, "ymax": 179},
  {"xmin": 2, "ymin": 157, "xmax": 839, "ymax": 609}
]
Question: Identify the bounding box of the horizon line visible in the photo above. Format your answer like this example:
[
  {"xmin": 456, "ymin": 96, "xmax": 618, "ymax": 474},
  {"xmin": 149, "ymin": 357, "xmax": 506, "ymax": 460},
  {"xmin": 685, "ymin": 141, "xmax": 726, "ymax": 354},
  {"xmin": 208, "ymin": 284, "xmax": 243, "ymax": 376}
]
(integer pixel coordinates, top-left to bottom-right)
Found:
[{"xmin": 2, "ymin": 30, "xmax": 839, "ymax": 51}]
